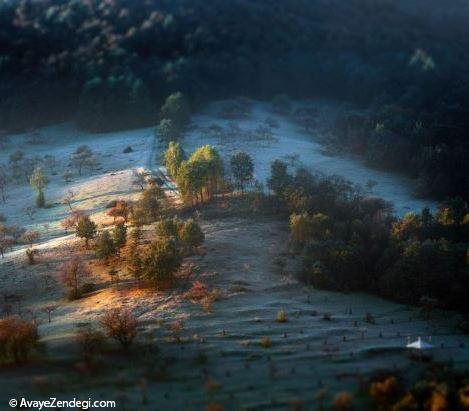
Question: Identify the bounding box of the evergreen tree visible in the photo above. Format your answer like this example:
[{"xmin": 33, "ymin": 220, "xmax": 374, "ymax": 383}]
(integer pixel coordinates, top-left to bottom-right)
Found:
[
  {"xmin": 76, "ymin": 216, "xmax": 97, "ymax": 248},
  {"xmin": 96, "ymin": 230, "xmax": 116, "ymax": 262},
  {"xmin": 112, "ymin": 223, "xmax": 127, "ymax": 256},
  {"xmin": 179, "ymin": 219, "xmax": 205, "ymax": 250}
]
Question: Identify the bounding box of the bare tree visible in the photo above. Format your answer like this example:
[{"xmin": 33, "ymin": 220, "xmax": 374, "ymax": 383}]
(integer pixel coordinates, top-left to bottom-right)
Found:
[
  {"xmin": 62, "ymin": 189, "xmax": 75, "ymax": 211},
  {"xmin": 132, "ymin": 169, "xmax": 147, "ymax": 191},
  {"xmin": 41, "ymin": 305, "xmax": 58, "ymax": 323},
  {"xmin": 23, "ymin": 206, "xmax": 36, "ymax": 221},
  {"xmin": 100, "ymin": 308, "xmax": 138, "ymax": 351},
  {"xmin": 22, "ymin": 231, "xmax": 40, "ymax": 248},
  {"xmin": 71, "ymin": 145, "xmax": 94, "ymax": 176}
]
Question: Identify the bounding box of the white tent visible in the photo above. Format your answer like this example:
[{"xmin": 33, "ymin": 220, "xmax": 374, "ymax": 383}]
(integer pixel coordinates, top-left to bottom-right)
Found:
[{"xmin": 406, "ymin": 336, "xmax": 433, "ymax": 349}]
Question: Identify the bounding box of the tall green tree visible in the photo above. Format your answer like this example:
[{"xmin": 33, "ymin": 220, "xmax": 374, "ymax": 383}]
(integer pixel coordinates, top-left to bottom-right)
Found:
[
  {"xmin": 267, "ymin": 159, "xmax": 291, "ymax": 197},
  {"xmin": 164, "ymin": 141, "xmax": 185, "ymax": 179},
  {"xmin": 96, "ymin": 230, "xmax": 116, "ymax": 263},
  {"xmin": 76, "ymin": 216, "xmax": 97, "ymax": 248},
  {"xmin": 140, "ymin": 238, "xmax": 182, "ymax": 288},
  {"xmin": 112, "ymin": 223, "xmax": 127, "ymax": 256},
  {"xmin": 30, "ymin": 167, "xmax": 49, "ymax": 207},
  {"xmin": 160, "ymin": 92, "xmax": 190, "ymax": 126}
]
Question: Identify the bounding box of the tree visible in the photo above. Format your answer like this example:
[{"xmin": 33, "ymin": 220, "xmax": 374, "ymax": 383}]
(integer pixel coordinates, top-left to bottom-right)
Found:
[
  {"xmin": 230, "ymin": 151, "xmax": 254, "ymax": 193},
  {"xmin": 160, "ymin": 92, "xmax": 190, "ymax": 126},
  {"xmin": 290, "ymin": 213, "xmax": 314, "ymax": 245},
  {"xmin": 62, "ymin": 190, "xmax": 75, "ymax": 211},
  {"xmin": 0, "ymin": 228, "xmax": 13, "ymax": 258},
  {"xmin": 100, "ymin": 308, "xmax": 138, "ymax": 351},
  {"xmin": 41, "ymin": 305, "xmax": 58, "ymax": 323},
  {"xmin": 177, "ymin": 145, "xmax": 223, "ymax": 204},
  {"xmin": 63, "ymin": 169, "xmax": 73, "ymax": 183},
  {"xmin": 177, "ymin": 159, "xmax": 207, "ymax": 205},
  {"xmin": 132, "ymin": 186, "xmax": 163, "ymax": 224},
  {"xmin": 267, "ymin": 159, "xmax": 291, "ymax": 197},
  {"xmin": 59, "ymin": 256, "xmax": 92, "ymax": 299},
  {"xmin": 140, "ymin": 238, "xmax": 182, "ymax": 288},
  {"xmin": 95, "ymin": 230, "xmax": 116, "ymax": 263},
  {"xmin": 156, "ymin": 119, "xmax": 180, "ymax": 142},
  {"xmin": 155, "ymin": 217, "xmax": 182, "ymax": 239},
  {"xmin": 61, "ymin": 210, "xmax": 87, "ymax": 232},
  {"xmin": 107, "ymin": 200, "xmax": 129, "ymax": 223},
  {"xmin": 0, "ymin": 316, "xmax": 39, "ymax": 365},
  {"xmin": 76, "ymin": 216, "xmax": 97, "ymax": 247},
  {"xmin": 112, "ymin": 223, "xmax": 127, "ymax": 256},
  {"xmin": 71, "ymin": 145, "xmax": 94, "ymax": 176},
  {"xmin": 30, "ymin": 167, "xmax": 49, "ymax": 207},
  {"xmin": 22, "ymin": 231, "xmax": 40, "ymax": 248},
  {"xmin": 0, "ymin": 165, "xmax": 7, "ymax": 203},
  {"xmin": 164, "ymin": 141, "xmax": 185, "ymax": 179},
  {"xmin": 132, "ymin": 168, "xmax": 147, "ymax": 191},
  {"xmin": 179, "ymin": 219, "xmax": 205, "ymax": 251}
]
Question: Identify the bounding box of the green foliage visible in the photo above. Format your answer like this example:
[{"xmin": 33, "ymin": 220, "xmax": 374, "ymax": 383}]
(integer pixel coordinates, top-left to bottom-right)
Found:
[
  {"xmin": 269, "ymin": 162, "xmax": 469, "ymax": 312},
  {"xmin": 139, "ymin": 238, "xmax": 182, "ymax": 288},
  {"xmin": 76, "ymin": 216, "xmax": 97, "ymax": 247},
  {"xmin": 267, "ymin": 160, "xmax": 291, "ymax": 197},
  {"xmin": 30, "ymin": 167, "xmax": 49, "ymax": 207},
  {"xmin": 95, "ymin": 230, "xmax": 116, "ymax": 262},
  {"xmin": 176, "ymin": 145, "xmax": 223, "ymax": 205},
  {"xmin": 156, "ymin": 119, "xmax": 180, "ymax": 142},
  {"xmin": 155, "ymin": 217, "xmax": 182, "ymax": 239},
  {"xmin": 179, "ymin": 218, "xmax": 205, "ymax": 250},
  {"xmin": 160, "ymin": 92, "xmax": 190, "ymax": 126},
  {"xmin": 132, "ymin": 186, "xmax": 164, "ymax": 225},
  {"xmin": 112, "ymin": 223, "xmax": 127, "ymax": 254},
  {"xmin": 230, "ymin": 151, "xmax": 254, "ymax": 192},
  {"xmin": 164, "ymin": 141, "xmax": 185, "ymax": 179}
]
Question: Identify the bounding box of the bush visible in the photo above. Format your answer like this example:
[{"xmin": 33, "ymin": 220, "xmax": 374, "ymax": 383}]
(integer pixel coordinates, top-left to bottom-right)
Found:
[
  {"xmin": 100, "ymin": 308, "xmax": 138, "ymax": 351},
  {"xmin": 76, "ymin": 326, "xmax": 106, "ymax": 361},
  {"xmin": 276, "ymin": 309, "xmax": 288, "ymax": 323},
  {"xmin": 179, "ymin": 218, "xmax": 205, "ymax": 250},
  {"xmin": 259, "ymin": 336, "xmax": 273, "ymax": 348},
  {"xmin": 0, "ymin": 316, "xmax": 40, "ymax": 364}
]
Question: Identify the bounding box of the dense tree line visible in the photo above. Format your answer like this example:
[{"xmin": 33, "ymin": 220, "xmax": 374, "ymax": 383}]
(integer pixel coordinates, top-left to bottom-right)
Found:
[
  {"xmin": 267, "ymin": 160, "xmax": 469, "ymax": 313},
  {"xmin": 1, "ymin": 0, "xmax": 468, "ymax": 133}
]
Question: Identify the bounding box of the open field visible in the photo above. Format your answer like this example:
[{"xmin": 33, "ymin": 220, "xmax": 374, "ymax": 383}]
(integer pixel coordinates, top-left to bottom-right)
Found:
[{"xmin": 0, "ymin": 100, "xmax": 466, "ymax": 409}]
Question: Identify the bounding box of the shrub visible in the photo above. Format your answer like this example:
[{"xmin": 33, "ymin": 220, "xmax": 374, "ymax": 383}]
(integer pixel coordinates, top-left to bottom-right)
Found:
[
  {"xmin": 276, "ymin": 309, "xmax": 288, "ymax": 323},
  {"xmin": 333, "ymin": 391, "xmax": 353, "ymax": 410},
  {"xmin": 95, "ymin": 230, "xmax": 116, "ymax": 263},
  {"xmin": 259, "ymin": 336, "xmax": 273, "ymax": 348},
  {"xmin": 179, "ymin": 218, "xmax": 205, "ymax": 251},
  {"xmin": 100, "ymin": 308, "xmax": 138, "ymax": 351},
  {"xmin": 369, "ymin": 376, "xmax": 399, "ymax": 406},
  {"xmin": 0, "ymin": 316, "xmax": 40, "ymax": 364},
  {"xmin": 60, "ymin": 256, "xmax": 92, "ymax": 298},
  {"xmin": 76, "ymin": 326, "xmax": 106, "ymax": 361},
  {"xmin": 155, "ymin": 217, "xmax": 182, "ymax": 239}
]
